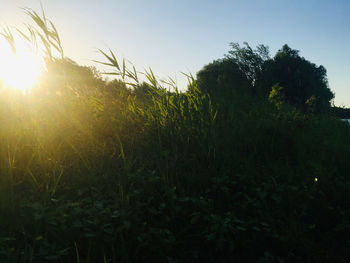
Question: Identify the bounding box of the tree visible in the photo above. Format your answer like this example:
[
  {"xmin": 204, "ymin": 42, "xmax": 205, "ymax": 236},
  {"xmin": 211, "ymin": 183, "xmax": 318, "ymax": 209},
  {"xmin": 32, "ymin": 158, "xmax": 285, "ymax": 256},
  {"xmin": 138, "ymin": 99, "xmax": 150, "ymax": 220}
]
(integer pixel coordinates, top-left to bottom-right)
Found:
[
  {"xmin": 226, "ymin": 42, "xmax": 270, "ymax": 93},
  {"xmin": 260, "ymin": 45, "xmax": 334, "ymax": 112},
  {"xmin": 196, "ymin": 43, "xmax": 334, "ymax": 113},
  {"xmin": 268, "ymin": 83, "xmax": 285, "ymax": 109},
  {"xmin": 40, "ymin": 58, "xmax": 106, "ymax": 95},
  {"xmin": 196, "ymin": 58, "xmax": 250, "ymax": 98}
]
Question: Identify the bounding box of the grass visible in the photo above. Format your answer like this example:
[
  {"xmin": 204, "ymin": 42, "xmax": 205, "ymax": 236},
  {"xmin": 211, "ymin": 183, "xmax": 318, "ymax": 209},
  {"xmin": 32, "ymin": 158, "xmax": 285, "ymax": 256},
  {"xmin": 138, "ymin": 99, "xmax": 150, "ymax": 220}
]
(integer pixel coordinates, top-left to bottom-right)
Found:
[{"xmin": 0, "ymin": 7, "xmax": 349, "ymax": 263}]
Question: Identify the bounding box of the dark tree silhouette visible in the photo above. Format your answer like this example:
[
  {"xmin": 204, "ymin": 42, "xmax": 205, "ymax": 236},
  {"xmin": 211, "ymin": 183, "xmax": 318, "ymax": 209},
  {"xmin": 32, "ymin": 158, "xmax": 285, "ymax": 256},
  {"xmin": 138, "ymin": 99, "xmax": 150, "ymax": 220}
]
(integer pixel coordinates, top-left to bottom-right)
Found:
[
  {"xmin": 197, "ymin": 43, "xmax": 334, "ymax": 113},
  {"xmin": 196, "ymin": 58, "xmax": 250, "ymax": 98},
  {"xmin": 226, "ymin": 42, "xmax": 270, "ymax": 93},
  {"xmin": 259, "ymin": 45, "xmax": 334, "ymax": 112}
]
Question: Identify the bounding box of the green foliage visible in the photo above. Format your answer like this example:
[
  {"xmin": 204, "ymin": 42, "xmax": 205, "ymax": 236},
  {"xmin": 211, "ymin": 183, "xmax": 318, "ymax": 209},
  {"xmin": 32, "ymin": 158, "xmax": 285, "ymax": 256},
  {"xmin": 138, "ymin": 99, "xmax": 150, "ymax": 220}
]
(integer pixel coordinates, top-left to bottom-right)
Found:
[
  {"xmin": 226, "ymin": 42, "xmax": 270, "ymax": 90},
  {"xmin": 259, "ymin": 44, "xmax": 334, "ymax": 112},
  {"xmin": 268, "ymin": 83, "xmax": 285, "ymax": 109},
  {"xmin": 203, "ymin": 42, "xmax": 334, "ymax": 113},
  {"xmin": 330, "ymin": 106, "xmax": 350, "ymax": 119},
  {"xmin": 196, "ymin": 58, "xmax": 250, "ymax": 98},
  {"xmin": 0, "ymin": 8, "xmax": 349, "ymax": 263}
]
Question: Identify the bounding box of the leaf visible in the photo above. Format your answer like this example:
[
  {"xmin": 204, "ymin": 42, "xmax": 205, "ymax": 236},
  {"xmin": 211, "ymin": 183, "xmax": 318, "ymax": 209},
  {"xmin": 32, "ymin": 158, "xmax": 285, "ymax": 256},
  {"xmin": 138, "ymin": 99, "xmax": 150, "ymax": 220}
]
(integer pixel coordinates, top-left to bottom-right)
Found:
[
  {"xmin": 35, "ymin": 235, "xmax": 43, "ymax": 241},
  {"xmin": 97, "ymin": 48, "xmax": 120, "ymax": 71}
]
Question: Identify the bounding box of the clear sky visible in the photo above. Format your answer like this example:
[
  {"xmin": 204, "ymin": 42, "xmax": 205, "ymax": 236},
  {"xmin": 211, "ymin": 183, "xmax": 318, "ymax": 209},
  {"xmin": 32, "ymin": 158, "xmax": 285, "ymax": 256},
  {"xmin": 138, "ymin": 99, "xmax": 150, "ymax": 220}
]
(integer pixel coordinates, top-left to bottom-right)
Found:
[{"xmin": 0, "ymin": 0, "xmax": 349, "ymax": 106}]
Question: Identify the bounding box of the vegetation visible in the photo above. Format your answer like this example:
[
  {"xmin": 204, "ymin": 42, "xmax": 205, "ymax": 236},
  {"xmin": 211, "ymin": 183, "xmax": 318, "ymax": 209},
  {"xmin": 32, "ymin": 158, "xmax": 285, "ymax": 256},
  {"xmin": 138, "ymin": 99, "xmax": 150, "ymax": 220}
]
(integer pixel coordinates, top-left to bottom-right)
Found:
[
  {"xmin": 0, "ymin": 8, "xmax": 349, "ymax": 263},
  {"xmin": 198, "ymin": 42, "xmax": 334, "ymax": 113},
  {"xmin": 330, "ymin": 106, "xmax": 350, "ymax": 119}
]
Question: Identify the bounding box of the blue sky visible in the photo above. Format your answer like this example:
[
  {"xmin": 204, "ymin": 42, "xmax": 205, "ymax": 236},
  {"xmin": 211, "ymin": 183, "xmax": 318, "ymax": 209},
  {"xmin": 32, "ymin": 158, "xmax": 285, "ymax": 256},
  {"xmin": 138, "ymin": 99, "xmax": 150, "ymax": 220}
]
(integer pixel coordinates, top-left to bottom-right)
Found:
[{"xmin": 1, "ymin": 0, "xmax": 350, "ymax": 106}]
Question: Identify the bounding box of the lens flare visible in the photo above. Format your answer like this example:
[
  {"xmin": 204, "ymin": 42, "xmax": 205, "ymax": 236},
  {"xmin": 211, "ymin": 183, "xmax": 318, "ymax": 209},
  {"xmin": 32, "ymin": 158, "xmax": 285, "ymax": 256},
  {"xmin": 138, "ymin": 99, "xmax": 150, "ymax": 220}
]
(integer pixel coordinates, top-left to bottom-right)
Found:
[{"xmin": 0, "ymin": 38, "xmax": 44, "ymax": 93}]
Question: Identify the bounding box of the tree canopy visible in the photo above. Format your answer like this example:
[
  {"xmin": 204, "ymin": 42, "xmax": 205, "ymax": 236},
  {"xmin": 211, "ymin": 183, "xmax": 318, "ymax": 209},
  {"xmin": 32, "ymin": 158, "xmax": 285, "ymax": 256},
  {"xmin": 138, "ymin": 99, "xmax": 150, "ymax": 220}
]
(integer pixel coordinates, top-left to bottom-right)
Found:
[
  {"xmin": 196, "ymin": 58, "xmax": 250, "ymax": 98},
  {"xmin": 259, "ymin": 44, "xmax": 334, "ymax": 112},
  {"xmin": 226, "ymin": 42, "xmax": 270, "ymax": 92},
  {"xmin": 197, "ymin": 43, "xmax": 334, "ymax": 113}
]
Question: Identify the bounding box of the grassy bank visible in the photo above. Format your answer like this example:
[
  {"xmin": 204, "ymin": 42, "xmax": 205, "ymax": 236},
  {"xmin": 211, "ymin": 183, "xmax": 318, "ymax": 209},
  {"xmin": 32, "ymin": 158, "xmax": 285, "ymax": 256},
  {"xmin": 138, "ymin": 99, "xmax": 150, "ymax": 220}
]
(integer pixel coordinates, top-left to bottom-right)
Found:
[{"xmin": 0, "ymin": 64, "xmax": 349, "ymax": 262}]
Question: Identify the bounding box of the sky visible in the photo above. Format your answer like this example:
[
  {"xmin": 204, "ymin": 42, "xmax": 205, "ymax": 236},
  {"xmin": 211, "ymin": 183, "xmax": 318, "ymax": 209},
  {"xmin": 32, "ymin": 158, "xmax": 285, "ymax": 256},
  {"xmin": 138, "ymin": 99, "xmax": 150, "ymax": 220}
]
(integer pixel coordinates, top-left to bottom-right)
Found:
[{"xmin": 0, "ymin": 0, "xmax": 349, "ymax": 106}]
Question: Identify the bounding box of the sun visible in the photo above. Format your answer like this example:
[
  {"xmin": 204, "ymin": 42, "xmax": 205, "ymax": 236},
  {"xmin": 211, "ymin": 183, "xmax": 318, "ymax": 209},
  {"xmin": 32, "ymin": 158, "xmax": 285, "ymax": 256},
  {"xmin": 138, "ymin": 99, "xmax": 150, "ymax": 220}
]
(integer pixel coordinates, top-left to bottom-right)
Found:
[{"xmin": 0, "ymin": 38, "xmax": 44, "ymax": 93}]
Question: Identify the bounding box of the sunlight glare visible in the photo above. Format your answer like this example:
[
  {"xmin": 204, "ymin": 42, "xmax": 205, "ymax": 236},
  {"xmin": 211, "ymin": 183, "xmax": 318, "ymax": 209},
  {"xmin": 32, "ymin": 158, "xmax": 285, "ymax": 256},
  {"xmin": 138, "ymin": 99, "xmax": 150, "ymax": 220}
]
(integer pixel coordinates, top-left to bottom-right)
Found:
[{"xmin": 0, "ymin": 38, "xmax": 44, "ymax": 93}]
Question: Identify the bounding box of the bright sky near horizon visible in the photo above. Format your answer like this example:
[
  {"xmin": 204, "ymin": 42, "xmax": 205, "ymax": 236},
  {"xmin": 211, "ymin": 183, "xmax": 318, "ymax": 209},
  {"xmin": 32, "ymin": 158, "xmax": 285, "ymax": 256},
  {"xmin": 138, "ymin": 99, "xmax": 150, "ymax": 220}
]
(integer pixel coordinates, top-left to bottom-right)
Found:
[{"xmin": 0, "ymin": 0, "xmax": 349, "ymax": 106}]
